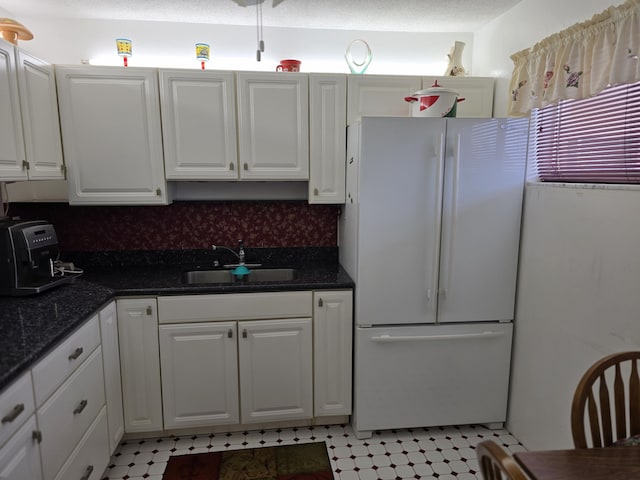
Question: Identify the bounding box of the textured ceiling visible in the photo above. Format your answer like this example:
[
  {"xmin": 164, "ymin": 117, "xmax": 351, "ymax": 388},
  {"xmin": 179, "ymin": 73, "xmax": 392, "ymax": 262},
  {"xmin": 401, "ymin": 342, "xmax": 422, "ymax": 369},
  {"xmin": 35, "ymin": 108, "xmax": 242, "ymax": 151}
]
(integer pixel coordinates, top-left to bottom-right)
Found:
[{"xmin": 3, "ymin": 0, "xmax": 524, "ymax": 33}]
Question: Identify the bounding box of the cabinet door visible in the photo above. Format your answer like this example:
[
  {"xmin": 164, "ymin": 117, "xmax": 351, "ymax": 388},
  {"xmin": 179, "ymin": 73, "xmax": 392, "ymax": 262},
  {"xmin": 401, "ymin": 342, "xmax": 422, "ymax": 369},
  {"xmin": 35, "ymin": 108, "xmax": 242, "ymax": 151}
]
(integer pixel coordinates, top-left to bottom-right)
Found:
[
  {"xmin": 160, "ymin": 69, "xmax": 238, "ymax": 180},
  {"xmin": 159, "ymin": 322, "xmax": 239, "ymax": 429},
  {"xmin": 56, "ymin": 65, "xmax": 168, "ymax": 205},
  {"xmin": 0, "ymin": 416, "xmax": 43, "ymax": 480},
  {"xmin": 16, "ymin": 49, "xmax": 64, "ymax": 180},
  {"xmin": 0, "ymin": 40, "xmax": 26, "ymax": 181},
  {"xmin": 423, "ymin": 76, "xmax": 494, "ymax": 118},
  {"xmin": 238, "ymin": 318, "xmax": 312, "ymax": 423},
  {"xmin": 116, "ymin": 299, "xmax": 163, "ymax": 433},
  {"xmin": 313, "ymin": 290, "xmax": 353, "ymax": 417},
  {"xmin": 347, "ymin": 74, "xmax": 421, "ymax": 125},
  {"xmin": 236, "ymin": 72, "xmax": 309, "ymax": 180},
  {"xmin": 98, "ymin": 301, "xmax": 124, "ymax": 454},
  {"xmin": 309, "ymin": 74, "xmax": 346, "ymax": 204}
]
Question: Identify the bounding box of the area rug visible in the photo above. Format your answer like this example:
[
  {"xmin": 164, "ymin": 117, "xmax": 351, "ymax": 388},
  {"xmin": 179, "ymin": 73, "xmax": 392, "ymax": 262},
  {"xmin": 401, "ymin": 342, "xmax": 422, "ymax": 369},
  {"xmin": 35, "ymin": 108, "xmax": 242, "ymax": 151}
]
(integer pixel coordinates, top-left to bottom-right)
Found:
[{"xmin": 162, "ymin": 441, "xmax": 334, "ymax": 480}]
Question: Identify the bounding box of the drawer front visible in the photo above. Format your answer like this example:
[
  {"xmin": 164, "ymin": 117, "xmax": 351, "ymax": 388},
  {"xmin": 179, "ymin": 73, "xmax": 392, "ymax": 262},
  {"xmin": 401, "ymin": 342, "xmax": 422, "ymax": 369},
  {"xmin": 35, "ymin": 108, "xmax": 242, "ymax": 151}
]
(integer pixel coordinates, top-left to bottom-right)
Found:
[
  {"xmin": 0, "ymin": 415, "xmax": 43, "ymax": 480},
  {"xmin": 158, "ymin": 291, "xmax": 313, "ymax": 323},
  {"xmin": 38, "ymin": 347, "xmax": 106, "ymax": 480},
  {"xmin": 32, "ymin": 315, "xmax": 101, "ymax": 407},
  {"xmin": 0, "ymin": 372, "xmax": 35, "ymax": 449},
  {"xmin": 53, "ymin": 406, "xmax": 109, "ymax": 480}
]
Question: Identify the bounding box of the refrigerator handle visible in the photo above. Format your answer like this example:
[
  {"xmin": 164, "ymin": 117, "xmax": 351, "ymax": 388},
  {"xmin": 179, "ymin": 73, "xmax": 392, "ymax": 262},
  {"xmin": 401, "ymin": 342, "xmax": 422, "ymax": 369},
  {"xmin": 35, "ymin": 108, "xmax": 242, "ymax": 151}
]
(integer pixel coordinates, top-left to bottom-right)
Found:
[
  {"xmin": 371, "ymin": 331, "xmax": 506, "ymax": 342},
  {"xmin": 439, "ymin": 133, "xmax": 461, "ymax": 299},
  {"xmin": 428, "ymin": 132, "xmax": 445, "ymax": 304}
]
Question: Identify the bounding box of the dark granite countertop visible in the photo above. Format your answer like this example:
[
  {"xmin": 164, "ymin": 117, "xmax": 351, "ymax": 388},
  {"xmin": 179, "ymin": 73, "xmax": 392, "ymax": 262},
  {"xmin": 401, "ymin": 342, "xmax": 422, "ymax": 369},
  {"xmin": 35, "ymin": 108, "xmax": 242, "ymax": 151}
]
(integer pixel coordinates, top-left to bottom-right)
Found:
[{"xmin": 0, "ymin": 248, "xmax": 354, "ymax": 392}]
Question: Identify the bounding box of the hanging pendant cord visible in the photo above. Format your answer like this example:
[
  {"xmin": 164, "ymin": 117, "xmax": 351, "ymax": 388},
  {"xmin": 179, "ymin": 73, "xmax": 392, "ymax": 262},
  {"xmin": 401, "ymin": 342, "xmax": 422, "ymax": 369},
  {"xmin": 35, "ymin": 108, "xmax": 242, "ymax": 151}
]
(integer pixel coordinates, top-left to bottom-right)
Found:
[{"xmin": 259, "ymin": 1, "xmax": 265, "ymax": 52}]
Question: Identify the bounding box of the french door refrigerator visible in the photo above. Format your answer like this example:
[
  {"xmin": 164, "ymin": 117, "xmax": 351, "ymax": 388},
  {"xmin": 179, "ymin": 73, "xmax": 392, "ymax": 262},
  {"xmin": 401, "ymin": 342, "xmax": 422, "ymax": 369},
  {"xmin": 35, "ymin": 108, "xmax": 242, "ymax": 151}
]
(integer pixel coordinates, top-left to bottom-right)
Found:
[{"xmin": 339, "ymin": 116, "xmax": 528, "ymax": 439}]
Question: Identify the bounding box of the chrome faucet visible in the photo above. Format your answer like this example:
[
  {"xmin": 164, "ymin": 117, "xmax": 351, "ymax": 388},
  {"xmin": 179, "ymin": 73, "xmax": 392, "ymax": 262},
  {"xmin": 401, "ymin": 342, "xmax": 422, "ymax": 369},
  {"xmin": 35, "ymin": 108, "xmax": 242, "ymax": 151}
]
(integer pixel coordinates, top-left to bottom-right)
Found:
[{"xmin": 212, "ymin": 240, "xmax": 261, "ymax": 267}]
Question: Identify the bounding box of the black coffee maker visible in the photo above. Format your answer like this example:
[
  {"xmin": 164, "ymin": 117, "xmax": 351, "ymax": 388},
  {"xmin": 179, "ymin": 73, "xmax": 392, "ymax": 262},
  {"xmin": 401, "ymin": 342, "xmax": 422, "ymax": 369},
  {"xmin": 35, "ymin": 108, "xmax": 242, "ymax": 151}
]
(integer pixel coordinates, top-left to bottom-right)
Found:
[{"xmin": 0, "ymin": 219, "xmax": 74, "ymax": 295}]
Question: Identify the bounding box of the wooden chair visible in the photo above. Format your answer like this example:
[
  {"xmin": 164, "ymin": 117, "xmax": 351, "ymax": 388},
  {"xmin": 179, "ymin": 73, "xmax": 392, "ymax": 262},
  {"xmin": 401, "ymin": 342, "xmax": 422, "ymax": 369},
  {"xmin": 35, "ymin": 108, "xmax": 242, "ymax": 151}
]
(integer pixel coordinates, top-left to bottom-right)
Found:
[
  {"xmin": 571, "ymin": 351, "xmax": 640, "ymax": 448},
  {"xmin": 476, "ymin": 440, "xmax": 528, "ymax": 480}
]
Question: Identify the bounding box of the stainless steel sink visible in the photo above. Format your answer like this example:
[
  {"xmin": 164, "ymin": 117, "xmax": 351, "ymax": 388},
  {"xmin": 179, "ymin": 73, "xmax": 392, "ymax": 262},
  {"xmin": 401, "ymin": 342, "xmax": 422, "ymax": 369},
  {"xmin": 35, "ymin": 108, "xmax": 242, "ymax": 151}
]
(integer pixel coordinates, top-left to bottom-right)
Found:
[{"xmin": 182, "ymin": 268, "xmax": 297, "ymax": 284}]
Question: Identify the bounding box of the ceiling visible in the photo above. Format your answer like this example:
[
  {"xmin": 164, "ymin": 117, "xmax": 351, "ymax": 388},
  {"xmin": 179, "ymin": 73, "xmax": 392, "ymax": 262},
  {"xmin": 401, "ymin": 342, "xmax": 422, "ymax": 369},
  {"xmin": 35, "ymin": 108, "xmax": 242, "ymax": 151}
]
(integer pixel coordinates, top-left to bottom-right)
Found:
[{"xmin": 2, "ymin": 0, "xmax": 524, "ymax": 33}]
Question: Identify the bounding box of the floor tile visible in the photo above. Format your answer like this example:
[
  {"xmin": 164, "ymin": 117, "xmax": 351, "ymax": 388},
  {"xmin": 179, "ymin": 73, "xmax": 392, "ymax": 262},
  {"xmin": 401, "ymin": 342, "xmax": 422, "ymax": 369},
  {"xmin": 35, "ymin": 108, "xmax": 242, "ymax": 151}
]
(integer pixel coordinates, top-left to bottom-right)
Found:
[{"xmin": 101, "ymin": 423, "xmax": 525, "ymax": 479}]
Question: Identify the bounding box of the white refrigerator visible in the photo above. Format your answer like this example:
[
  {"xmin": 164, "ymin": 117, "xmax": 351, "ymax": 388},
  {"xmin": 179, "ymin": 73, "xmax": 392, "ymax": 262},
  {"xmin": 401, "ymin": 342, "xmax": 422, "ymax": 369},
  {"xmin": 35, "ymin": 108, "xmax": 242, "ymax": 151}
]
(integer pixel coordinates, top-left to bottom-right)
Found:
[{"xmin": 339, "ymin": 116, "xmax": 528, "ymax": 439}]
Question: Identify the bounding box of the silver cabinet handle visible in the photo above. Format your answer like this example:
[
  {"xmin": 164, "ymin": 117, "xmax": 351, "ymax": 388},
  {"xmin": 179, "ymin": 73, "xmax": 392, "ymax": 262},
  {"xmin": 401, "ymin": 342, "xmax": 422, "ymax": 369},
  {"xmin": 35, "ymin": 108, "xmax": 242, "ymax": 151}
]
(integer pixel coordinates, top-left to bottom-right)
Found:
[
  {"xmin": 68, "ymin": 347, "xmax": 84, "ymax": 360},
  {"xmin": 242, "ymin": 329, "xmax": 247, "ymax": 338},
  {"xmin": 1, "ymin": 403, "xmax": 24, "ymax": 423},
  {"xmin": 73, "ymin": 399, "xmax": 88, "ymax": 415},
  {"xmin": 229, "ymin": 162, "xmax": 235, "ymax": 171},
  {"xmin": 32, "ymin": 430, "xmax": 42, "ymax": 443},
  {"xmin": 80, "ymin": 465, "xmax": 94, "ymax": 480},
  {"xmin": 243, "ymin": 163, "xmax": 248, "ymax": 171},
  {"xmin": 228, "ymin": 328, "xmax": 233, "ymax": 338},
  {"xmin": 156, "ymin": 188, "xmax": 162, "ymax": 196},
  {"xmin": 146, "ymin": 305, "xmax": 152, "ymax": 315},
  {"xmin": 314, "ymin": 188, "xmax": 319, "ymax": 196},
  {"xmin": 318, "ymin": 298, "xmax": 323, "ymax": 307}
]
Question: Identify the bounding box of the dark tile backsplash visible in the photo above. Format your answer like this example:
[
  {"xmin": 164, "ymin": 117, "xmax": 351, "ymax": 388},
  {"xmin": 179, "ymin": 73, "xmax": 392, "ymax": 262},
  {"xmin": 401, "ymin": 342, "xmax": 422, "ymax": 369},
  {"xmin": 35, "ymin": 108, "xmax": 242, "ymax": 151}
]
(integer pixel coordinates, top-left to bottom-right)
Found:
[{"xmin": 7, "ymin": 201, "xmax": 339, "ymax": 252}]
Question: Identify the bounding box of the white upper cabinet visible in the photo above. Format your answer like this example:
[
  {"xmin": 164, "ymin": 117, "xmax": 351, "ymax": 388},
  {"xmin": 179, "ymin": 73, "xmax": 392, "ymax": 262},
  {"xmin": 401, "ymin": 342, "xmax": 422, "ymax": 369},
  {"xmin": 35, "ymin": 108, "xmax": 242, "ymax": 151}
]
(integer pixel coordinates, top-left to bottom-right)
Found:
[
  {"xmin": 347, "ymin": 74, "xmax": 422, "ymax": 125},
  {"xmin": 422, "ymin": 76, "xmax": 494, "ymax": 118},
  {"xmin": 56, "ymin": 65, "xmax": 168, "ymax": 205},
  {"xmin": 0, "ymin": 40, "xmax": 26, "ymax": 180},
  {"xmin": 309, "ymin": 74, "xmax": 346, "ymax": 204},
  {"xmin": 160, "ymin": 69, "xmax": 238, "ymax": 180},
  {"xmin": 236, "ymin": 72, "xmax": 309, "ymax": 180},
  {"xmin": 16, "ymin": 49, "xmax": 65, "ymax": 180}
]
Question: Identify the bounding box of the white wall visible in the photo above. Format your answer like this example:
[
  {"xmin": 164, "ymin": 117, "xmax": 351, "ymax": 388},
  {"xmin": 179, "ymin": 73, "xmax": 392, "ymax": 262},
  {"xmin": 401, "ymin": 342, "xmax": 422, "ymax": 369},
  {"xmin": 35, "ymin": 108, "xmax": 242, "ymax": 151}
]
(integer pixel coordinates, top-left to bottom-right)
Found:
[
  {"xmin": 3, "ymin": 14, "xmax": 472, "ymax": 76},
  {"xmin": 473, "ymin": 0, "xmax": 614, "ymax": 116},
  {"xmin": 510, "ymin": 184, "xmax": 640, "ymax": 450}
]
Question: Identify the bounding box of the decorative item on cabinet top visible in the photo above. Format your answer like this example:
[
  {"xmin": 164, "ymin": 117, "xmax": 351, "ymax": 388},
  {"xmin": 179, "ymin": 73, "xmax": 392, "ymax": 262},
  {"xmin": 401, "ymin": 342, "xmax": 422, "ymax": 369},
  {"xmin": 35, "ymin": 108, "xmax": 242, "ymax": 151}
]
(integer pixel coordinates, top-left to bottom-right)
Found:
[{"xmin": 0, "ymin": 18, "xmax": 33, "ymax": 45}]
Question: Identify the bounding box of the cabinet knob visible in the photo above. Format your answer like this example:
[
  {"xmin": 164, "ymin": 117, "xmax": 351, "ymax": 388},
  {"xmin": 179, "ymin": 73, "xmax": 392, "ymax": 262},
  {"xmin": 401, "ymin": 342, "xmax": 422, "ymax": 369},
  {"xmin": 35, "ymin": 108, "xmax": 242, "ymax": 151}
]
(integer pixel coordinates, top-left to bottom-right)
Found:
[
  {"xmin": 68, "ymin": 347, "xmax": 84, "ymax": 361},
  {"xmin": 228, "ymin": 328, "xmax": 233, "ymax": 338},
  {"xmin": 22, "ymin": 160, "xmax": 30, "ymax": 171},
  {"xmin": 32, "ymin": 430, "xmax": 42, "ymax": 443},
  {"xmin": 146, "ymin": 306, "xmax": 152, "ymax": 315},
  {"xmin": 1, "ymin": 403, "xmax": 24, "ymax": 423},
  {"xmin": 229, "ymin": 162, "xmax": 235, "ymax": 171},
  {"xmin": 242, "ymin": 329, "xmax": 247, "ymax": 338},
  {"xmin": 156, "ymin": 188, "xmax": 162, "ymax": 196},
  {"xmin": 314, "ymin": 188, "xmax": 319, "ymax": 196},
  {"xmin": 243, "ymin": 163, "xmax": 249, "ymax": 171},
  {"xmin": 318, "ymin": 298, "xmax": 324, "ymax": 307}
]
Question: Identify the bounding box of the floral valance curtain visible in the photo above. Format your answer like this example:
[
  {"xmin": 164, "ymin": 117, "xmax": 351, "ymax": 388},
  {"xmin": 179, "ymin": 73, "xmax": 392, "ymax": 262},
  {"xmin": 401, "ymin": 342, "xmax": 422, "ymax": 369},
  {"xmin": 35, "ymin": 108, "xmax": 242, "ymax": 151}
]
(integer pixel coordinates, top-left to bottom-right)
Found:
[{"xmin": 508, "ymin": 0, "xmax": 640, "ymax": 115}]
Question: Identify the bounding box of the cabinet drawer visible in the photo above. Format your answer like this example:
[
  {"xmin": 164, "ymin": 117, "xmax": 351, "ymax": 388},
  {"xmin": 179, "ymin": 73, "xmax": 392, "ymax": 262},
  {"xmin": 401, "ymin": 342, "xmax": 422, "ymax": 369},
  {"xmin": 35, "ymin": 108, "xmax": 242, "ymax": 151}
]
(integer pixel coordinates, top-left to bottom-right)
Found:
[
  {"xmin": 0, "ymin": 415, "xmax": 43, "ymax": 480},
  {"xmin": 158, "ymin": 291, "xmax": 313, "ymax": 323},
  {"xmin": 53, "ymin": 406, "xmax": 109, "ymax": 480},
  {"xmin": 38, "ymin": 347, "xmax": 106, "ymax": 480},
  {"xmin": 0, "ymin": 372, "xmax": 35, "ymax": 449},
  {"xmin": 32, "ymin": 315, "xmax": 101, "ymax": 407}
]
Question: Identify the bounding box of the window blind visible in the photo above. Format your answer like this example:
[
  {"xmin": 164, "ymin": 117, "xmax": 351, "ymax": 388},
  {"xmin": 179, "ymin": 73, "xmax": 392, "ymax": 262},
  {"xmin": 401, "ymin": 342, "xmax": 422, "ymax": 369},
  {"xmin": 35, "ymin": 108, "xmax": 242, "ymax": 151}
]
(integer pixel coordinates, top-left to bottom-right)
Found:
[{"xmin": 532, "ymin": 81, "xmax": 640, "ymax": 184}]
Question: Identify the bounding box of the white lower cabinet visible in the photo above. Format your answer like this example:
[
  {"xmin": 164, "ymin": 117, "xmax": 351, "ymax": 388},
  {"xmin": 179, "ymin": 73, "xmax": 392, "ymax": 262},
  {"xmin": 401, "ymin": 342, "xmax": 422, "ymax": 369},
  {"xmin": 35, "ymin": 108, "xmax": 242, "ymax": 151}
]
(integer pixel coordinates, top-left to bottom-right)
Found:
[
  {"xmin": 52, "ymin": 407, "xmax": 109, "ymax": 480},
  {"xmin": 238, "ymin": 318, "xmax": 313, "ymax": 423},
  {"xmin": 157, "ymin": 291, "xmax": 327, "ymax": 430},
  {"xmin": 313, "ymin": 290, "xmax": 353, "ymax": 416},
  {"xmin": 0, "ymin": 415, "xmax": 43, "ymax": 480},
  {"xmin": 117, "ymin": 298, "xmax": 163, "ymax": 433},
  {"xmin": 159, "ymin": 322, "xmax": 240, "ymax": 428},
  {"xmin": 99, "ymin": 301, "xmax": 124, "ymax": 453},
  {"xmin": 38, "ymin": 347, "xmax": 106, "ymax": 480}
]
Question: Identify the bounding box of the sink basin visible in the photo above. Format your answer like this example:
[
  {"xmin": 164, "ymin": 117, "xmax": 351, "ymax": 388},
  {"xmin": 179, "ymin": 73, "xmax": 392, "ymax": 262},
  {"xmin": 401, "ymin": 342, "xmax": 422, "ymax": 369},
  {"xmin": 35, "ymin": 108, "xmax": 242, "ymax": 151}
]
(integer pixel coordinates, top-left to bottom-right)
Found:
[{"xmin": 182, "ymin": 268, "xmax": 297, "ymax": 285}]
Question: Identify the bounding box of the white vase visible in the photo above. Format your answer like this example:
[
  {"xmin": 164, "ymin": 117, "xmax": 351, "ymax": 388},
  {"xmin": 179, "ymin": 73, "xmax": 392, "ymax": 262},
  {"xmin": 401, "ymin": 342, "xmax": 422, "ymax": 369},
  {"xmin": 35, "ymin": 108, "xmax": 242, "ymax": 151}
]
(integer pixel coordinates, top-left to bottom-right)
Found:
[{"xmin": 444, "ymin": 41, "xmax": 466, "ymax": 77}]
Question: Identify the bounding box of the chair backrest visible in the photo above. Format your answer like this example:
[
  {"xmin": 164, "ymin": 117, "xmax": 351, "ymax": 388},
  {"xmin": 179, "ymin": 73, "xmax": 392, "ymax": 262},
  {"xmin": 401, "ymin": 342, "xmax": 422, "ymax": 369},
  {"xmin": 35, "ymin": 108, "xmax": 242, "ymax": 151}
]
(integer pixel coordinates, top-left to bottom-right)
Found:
[
  {"xmin": 476, "ymin": 440, "xmax": 528, "ymax": 480},
  {"xmin": 571, "ymin": 351, "xmax": 640, "ymax": 448}
]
